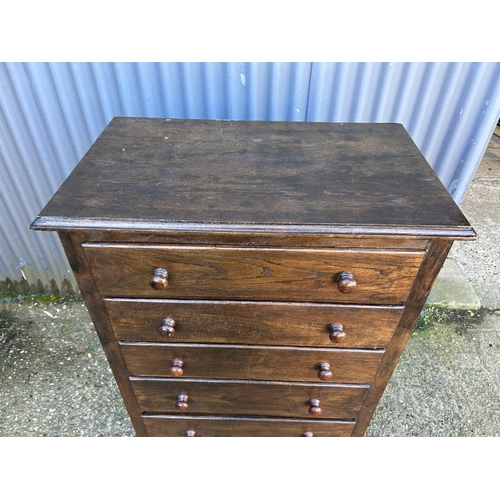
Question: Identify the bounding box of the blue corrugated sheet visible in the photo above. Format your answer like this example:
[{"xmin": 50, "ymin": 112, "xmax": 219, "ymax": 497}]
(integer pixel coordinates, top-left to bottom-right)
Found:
[{"xmin": 1, "ymin": 62, "xmax": 499, "ymax": 293}]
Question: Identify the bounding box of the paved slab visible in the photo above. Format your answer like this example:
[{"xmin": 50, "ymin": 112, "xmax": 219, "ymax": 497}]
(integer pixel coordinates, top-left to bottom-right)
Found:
[
  {"xmin": 427, "ymin": 258, "xmax": 481, "ymax": 310},
  {"xmin": 366, "ymin": 309, "xmax": 500, "ymax": 436},
  {"xmin": 449, "ymin": 133, "xmax": 500, "ymax": 311}
]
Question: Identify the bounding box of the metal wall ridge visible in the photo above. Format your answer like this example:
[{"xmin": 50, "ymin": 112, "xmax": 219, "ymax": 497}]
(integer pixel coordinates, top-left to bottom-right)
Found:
[{"xmin": 1, "ymin": 62, "xmax": 499, "ymax": 293}]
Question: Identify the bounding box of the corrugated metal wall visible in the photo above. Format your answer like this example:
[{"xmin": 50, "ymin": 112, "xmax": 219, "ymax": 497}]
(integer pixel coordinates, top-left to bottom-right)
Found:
[{"xmin": 1, "ymin": 62, "xmax": 499, "ymax": 296}]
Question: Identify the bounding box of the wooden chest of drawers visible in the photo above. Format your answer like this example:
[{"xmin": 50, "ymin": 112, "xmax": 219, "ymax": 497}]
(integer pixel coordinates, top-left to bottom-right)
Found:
[{"xmin": 31, "ymin": 117, "xmax": 475, "ymax": 436}]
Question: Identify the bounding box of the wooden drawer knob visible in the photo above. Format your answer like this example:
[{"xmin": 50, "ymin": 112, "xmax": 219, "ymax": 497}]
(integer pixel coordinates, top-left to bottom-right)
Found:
[
  {"xmin": 176, "ymin": 394, "xmax": 189, "ymax": 411},
  {"xmin": 149, "ymin": 268, "xmax": 168, "ymax": 290},
  {"xmin": 170, "ymin": 357, "xmax": 184, "ymax": 377},
  {"xmin": 186, "ymin": 430, "xmax": 196, "ymax": 437},
  {"xmin": 335, "ymin": 271, "xmax": 357, "ymax": 293},
  {"xmin": 317, "ymin": 362, "xmax": 333, "ymax": 381},
  {"xmin": 159, "ymin": 317, "xmax": 176, "ymax": 337},
  {"xmin": 308, "ymin": 399, "xmax": 322, "ymax": 416},
  {"xmin": 328, "ymin": 322, "xmax": 346, "ymax": 343},
  {"xmin": 303, "ymin": 432, "xmax": 314, "ymax": 437}
]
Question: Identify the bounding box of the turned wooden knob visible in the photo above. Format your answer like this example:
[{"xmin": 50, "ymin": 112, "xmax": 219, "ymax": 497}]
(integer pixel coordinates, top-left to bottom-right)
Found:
[
  {"xmin": 149, "ymin": 268, "xmax": 168, "ymax": 290},
  {"xmin": 169, "ymin": 358, "xmax": 184, "ymax": 377},
  {"xmin": 328, "ymin": 322, "xmax": 346, "ymax": 343},
  {"xmin": 159, "ymin": 317, "xmax": 176, "ymax": 337},
  {"xmin": 308, "ymin": 399, "xmax": 322, "ymax": 416},
  {"xmin": 335, "ymin": 271, "xmax": 357, "ymax": 294},
  {"xmin": 303, "ymin": 432, "xmax": 314, "ymax": 437},
  {"xmin": 317, "ymin": 362, "xmax": 333, "ymax": 381},
  {"xmin": 186, "ymin": 430, "xmax": 196, "ymax": 437},
  {"xmin": 176, "ymin": 394, "xmax": 189, "ymax": 411}
]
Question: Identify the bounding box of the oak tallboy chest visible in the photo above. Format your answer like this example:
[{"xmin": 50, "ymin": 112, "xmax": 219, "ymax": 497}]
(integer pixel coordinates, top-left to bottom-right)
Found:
[{"xmin": 31, "ymin": 117, "xmax": 475, "ymax": 437}]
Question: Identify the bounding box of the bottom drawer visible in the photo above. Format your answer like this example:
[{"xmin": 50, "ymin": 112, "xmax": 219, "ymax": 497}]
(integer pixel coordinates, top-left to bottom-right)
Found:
[
  {"xmin": 142, "ymin": 414, "xmax": 355, "ymax": 437},
  {"xmin": 131, "ymin": 377, "xmax": 369, "ymax": 420}
]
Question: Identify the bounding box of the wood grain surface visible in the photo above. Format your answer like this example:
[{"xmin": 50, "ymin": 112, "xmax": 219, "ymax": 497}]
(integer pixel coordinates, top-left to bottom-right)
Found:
[
  {"xmin": 84, "ymin": 244, "xmax": 424, "ymax": 304},
  {"xmin": 33, "ymin": 118, "xmax": 474, "ymax": 238},
  {"xmin": 142, "ymin": 414, "xmax": 355, "ymax": 437},
  {"xmin": 120, "ymin": 342, "xmax": 384, "ymax": 384},
  {"xmin": 105, "ymin": 298, "xmax": 403, "ymax": 348},
  {"xmin": 79, "ymin": 229, "xmax": 432, "ymax": 248},
  {"xmin": 131, "ymin": 377, "xmax": 368, "ymax": 420}
]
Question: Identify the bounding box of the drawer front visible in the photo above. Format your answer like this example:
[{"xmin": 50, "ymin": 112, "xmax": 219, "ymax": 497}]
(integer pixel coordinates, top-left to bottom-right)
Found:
[
  {"xmin": 106, "ymin": 298, "xmax": 403, "ymax": 349},
  {"xmin": 121, "ymin": 343, "xmax": 384, "ymax": 384},
  {"xmin": 84, "ymin": 244, "xmax": 424, "ymax": 304},
  {"xmin": 131, "ymin": 378, "xmax": 368, "ymax": 420},
  {"xmin": 142, "ymin": 415, "xmax": 355, "ymax": 437}
]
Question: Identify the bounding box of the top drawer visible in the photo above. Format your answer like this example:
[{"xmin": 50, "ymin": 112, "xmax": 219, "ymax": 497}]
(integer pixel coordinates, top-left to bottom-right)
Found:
[{"xmin": 83, "ymin": 244, "xmax": 424, "ymax": 304}]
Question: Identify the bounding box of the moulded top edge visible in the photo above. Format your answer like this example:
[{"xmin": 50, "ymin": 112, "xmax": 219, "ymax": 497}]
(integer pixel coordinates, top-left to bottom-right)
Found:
[{"xmin": 30, "ymin": 216, "xmax": 477, "ymax": 240}]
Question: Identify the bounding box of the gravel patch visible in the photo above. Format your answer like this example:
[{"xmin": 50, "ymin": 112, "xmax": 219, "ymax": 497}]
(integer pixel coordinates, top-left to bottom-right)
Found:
[{"xmin": 0, "ymin": 298, "xmax": 134, "ymax": 437}]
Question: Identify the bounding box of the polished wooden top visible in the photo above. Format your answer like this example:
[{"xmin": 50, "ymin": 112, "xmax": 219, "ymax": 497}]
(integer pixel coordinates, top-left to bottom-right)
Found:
[{"xmin": 32, "ymin": 117, "xmax": 475, "ymax": 238}]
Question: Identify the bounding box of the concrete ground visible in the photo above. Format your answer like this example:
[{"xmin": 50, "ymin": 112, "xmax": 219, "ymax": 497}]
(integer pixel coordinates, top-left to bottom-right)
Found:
[
  {"xmin": 1, "ymin": 131, "xmax": 499, "ymax": 438},
  {"xmin": 367, "ymin": 129, "xmax": 500, "ymax": 436}
]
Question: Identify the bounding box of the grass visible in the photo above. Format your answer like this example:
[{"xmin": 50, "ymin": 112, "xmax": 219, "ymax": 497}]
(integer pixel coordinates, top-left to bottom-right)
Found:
[{"xmin": 414, "ymin": 305, "xmax": 484, "ymax": 334}]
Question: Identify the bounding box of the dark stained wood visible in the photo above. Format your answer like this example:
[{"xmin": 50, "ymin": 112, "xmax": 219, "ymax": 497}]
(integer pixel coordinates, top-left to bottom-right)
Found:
[
  {"xmin": 31, "ymin": 118, "xmax": 476, "ymax": 437},
  {"xmin": 119, "ymin": 343, "xmax": 384, "ymax": 384},
  {"xmin": 175, "ymin": 394, "xmax": 189, "ymax": 411},
  {"xmin": 169, "ymin": 357, "xmax": 184, "ymax": 376},
  {"xmin": 352, "ymin": 239, "xmax": 454, "ymax": 436},
  {"xmin": 149, "ymin": 268, "xmax": 168, "ymax": 290},
  {"xmin": 76, "ymin": 230, "xmax": 434, "ymax": 248},
  {"xmin": 318, "ymin": 362, "xmax": 333, "ymax": 381},
  {"xmin": 131, "ymin": 377, "xmax": 368, "ymax": 420},
  {"xmin": 142, "ymin": 415, "xmax": 355, "ymax": 437},
  {"xmin": 159, "ymin": 317, "xmax": 176, "ymax": 337},
  {"xmin": 336, "ymin": 271, "xmax": 358, "ymax": 294},
  {"xmin": 84, "ymin": 244, "xmax": 424, "ymax": 304},
  {"xmin": 57, "ymin": 231, "xmax": 147, "ymax": 436},
  {"xmin": 104, "ymin": 299, "xmax": 404, "ymax": 349},
  {"xmin": 32, "ymin": 217, "xmax": 476, "ymax": 239},
  {"xmin": 328, "ymin": 323, "xmax": 347, "ymax": 343},
  {"xmin": 308, "ymin": 399, "xmax": 322, "ymax": 416},
  {"xmin": 32, "ymin": 118, "xmax": 474, "ymax": 238}
]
